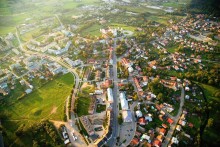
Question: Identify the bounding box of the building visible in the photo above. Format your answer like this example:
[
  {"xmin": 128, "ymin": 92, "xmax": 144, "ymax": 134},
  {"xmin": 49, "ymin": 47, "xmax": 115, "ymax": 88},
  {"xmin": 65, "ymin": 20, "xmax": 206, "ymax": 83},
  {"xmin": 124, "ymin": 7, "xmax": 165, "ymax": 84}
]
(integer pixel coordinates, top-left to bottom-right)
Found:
[
  {"xmin": 140, "ymin": 134, "xmax": 151, "ymax": 142},
  {"xmin": 130, "ymin": 138, "xmax": 139, "ymax": 146},
  {"xmin": 94, "ymin": 90, "xmax": 103, "ymax": 95},
  {"xmin": 136, "ymin": 110, "xmax": 143, "ymax": 118},
  {"xmin": 107, "ymin": 88, "xmax": 113, "ymax": 103},
  {"xmin": 122, "ymin": 110, "xmax": 132, "ymax": 122},
  {"xmin": 80, "ymin": 116, "xmax": 95, "ymax": 136},
  {"xmin": 119, "ymin": 92, "xmax": 129, "ymax": 110},
  {"xmin": 25, "ymin": 89, "xmax": 32, "ymax": 94}
]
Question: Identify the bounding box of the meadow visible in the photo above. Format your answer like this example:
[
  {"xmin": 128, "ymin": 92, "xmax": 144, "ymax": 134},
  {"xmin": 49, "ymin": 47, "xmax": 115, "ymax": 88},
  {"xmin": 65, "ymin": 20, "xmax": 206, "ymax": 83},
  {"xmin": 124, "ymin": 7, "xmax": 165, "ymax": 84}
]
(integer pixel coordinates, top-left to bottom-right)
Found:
[{"xmin": 1, "ymin": 73, "xmax": 74, "ymax": 133}]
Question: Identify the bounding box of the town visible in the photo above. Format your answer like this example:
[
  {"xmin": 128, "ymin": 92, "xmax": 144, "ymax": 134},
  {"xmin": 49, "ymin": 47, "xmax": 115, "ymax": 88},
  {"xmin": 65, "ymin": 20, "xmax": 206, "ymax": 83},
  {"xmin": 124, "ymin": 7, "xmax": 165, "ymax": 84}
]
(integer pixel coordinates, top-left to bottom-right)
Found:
[{"xmin": 0, "ymin": 0, "xmax": 219, "ymax": 147}]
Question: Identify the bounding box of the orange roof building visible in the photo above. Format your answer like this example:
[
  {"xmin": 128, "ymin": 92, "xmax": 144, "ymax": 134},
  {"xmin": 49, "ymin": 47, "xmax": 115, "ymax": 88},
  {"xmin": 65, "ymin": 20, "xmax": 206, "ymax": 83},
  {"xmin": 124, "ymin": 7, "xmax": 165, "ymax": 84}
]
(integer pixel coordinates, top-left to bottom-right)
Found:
[{"xmin": 167, "ymin": 118, "xmax": 174, "ymax": 124}]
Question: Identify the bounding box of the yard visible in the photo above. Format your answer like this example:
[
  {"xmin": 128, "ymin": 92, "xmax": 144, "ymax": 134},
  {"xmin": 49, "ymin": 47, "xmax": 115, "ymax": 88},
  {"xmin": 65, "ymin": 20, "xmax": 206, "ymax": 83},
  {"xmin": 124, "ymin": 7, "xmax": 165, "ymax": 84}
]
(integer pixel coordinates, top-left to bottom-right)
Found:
[{"xmin": 0, "ymin": 73, "xmax": 74, "ymax": 132}]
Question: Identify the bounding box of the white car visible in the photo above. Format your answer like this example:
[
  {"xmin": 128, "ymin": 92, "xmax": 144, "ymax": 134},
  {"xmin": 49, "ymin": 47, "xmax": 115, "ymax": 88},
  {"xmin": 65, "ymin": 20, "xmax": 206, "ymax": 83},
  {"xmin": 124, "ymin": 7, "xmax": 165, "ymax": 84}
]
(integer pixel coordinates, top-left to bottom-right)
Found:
[{"xmin": 72, "ymin": 132, "xmax": 77, "ymax": 141}]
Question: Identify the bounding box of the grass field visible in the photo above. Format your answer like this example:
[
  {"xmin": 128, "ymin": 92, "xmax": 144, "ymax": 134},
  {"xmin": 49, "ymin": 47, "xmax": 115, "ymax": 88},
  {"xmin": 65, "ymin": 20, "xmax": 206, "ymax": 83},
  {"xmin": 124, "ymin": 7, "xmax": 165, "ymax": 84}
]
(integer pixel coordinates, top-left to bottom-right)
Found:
[
  {"xmin": 81, "ymin": 23, "xmax": 102, "ymax": 37},
  {"xmin": 198, "ymin": 83, "xmax": 220, "ymax": 102},
  {"xmin": 109, "ymin": 23, "xmax": 136, "ymax": 32},
  {"xmin": 1, "ymin": 73, "xmax": 74, "ymax": 132},
  {"xmin": 0, "ymin": 0, "xmax": 101, "ymax": 35}
]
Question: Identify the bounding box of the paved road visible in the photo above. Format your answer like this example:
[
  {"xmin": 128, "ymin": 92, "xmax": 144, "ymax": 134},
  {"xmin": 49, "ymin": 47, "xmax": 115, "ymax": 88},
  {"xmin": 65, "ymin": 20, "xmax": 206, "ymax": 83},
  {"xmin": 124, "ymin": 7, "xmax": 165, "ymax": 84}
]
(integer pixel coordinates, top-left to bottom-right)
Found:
[
  {"xmin": 162, "ymin": 87, "xmax": 185, "ymax": 147},
  {"xmin": 107, "ymin": 38, "xmax": 119, "ymax": 146}
]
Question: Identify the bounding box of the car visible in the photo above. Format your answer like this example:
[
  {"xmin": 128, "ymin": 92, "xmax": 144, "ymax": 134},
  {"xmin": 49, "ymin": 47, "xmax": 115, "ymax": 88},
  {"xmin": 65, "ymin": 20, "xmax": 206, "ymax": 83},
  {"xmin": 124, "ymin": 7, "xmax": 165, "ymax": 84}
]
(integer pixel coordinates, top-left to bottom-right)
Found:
[{"xmin": 72, "ymin": 132, "xmax": 77, "ymax": 141}]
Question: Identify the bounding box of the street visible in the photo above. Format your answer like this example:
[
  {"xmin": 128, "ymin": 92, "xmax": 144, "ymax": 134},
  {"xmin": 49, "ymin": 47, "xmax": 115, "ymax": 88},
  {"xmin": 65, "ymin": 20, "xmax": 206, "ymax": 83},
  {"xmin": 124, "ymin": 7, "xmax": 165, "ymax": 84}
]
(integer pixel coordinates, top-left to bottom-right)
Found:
[{"xmin": 162, "ymin": 87, "xmax": 185, "ymax": 147}]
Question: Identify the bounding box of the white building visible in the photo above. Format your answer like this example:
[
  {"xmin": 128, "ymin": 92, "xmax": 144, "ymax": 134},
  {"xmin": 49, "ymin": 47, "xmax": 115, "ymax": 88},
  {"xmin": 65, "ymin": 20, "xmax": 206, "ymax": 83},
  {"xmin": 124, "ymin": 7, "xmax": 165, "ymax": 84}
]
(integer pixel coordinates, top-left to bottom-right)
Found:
[
  {"xmin": 120, "ymin": 92, "xmax": 129, "ymax": 110},
  {"xmin": 136, "ymin": 110, "xmax": 143, "ymax": 118},
  {"xmin": 107, "ymin": 88, "xmax": 113, "ymax": 103},
  {"xmin": 122, "ymin": 110, "xmax": 132, "ymax": 122},
  {"xmin": 25, "ymin": 89, "xmax": 32, "ymax": 94},
  {"xmin": 171, "ymin": 137, "xmax": 179, "ymax": 144},
  {"xmin": 94, "ymin": 90, "xmax": 103, "ymax": 95}
]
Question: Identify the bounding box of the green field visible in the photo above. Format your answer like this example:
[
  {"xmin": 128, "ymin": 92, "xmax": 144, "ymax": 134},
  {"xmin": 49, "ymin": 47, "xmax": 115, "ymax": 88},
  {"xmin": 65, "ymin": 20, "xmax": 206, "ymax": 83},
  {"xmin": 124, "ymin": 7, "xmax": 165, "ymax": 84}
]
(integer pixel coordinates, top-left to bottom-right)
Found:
[
  {"xmin": 109, "ymin": 23, "xmax": 136, "ymax": 32},
  {"xmin": 81, "ymin": 23, "xmax": 102, "ymax": 37},
  {"xmin": 0, "ymin": 0, "xmax": 101, "ymax": 35},
  {"xmin": 198, "ymin": 83, "xmax": 220, "ymax": 102},
  {"xmin": 0, "ymin": 73, "xmax": 74, "ymax": 132},
  {"xmin": 75, "ymin": 85, "xmax": 94, "ymax": 116}
]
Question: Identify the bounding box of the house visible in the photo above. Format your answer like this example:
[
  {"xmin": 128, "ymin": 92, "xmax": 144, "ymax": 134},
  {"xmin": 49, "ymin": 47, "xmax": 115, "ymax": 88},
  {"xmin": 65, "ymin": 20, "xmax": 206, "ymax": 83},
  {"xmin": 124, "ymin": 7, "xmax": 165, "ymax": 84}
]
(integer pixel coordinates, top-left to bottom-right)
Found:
[
  {"xmin": 145, "ymin": 114, "xmax": 153, "ymax": 122},
  {"xmin": 156, "ymin": 135, "xmax": 163, "ymax": 142},
  {"xmin": 159, "ymin": 128, "xmax": 166, "ymax": 136},
  {"xmin": 188, "ymin": 123, "xmax": 194, "ymax": 128},
  {"xmin": 162, "ymin": 124, "xmax": 168, "ymax": 129},
  {"xmin": 25, "ymin": 89, "xmax": 32, "ymax": 94},
  {"xmin": 185, "ymin": 95, "xmax": 190, "ymax": 99},
  {"xmin": 101, "ymin": 79, "xmax": 112, "ymax": 89},
  {"xmin": 136, "ymin": 110, "xmax": 143, "ymax": 118},
  {"xmin": 138, "ymin": 117, "xmax": 146, "ymax": 125},
  {"xmin": 167, "ymin": 118, "xmax": 174, "ymax": 125},
  {"xmin": 153, "ymin": 139, "xmax": 162, "ymax": 147},
  {"xmin": 95, "ymin": 70, "xmax": 101, "ymax": 81},
  {"xmin": 133, "ymin": 77, "xmax": 142, "ymax": 92},
  {"xmin": 130, "ymin": 138, "xmax": 139, "ymax": 146},
  {"xmin": 135, "ymin": 131, "xmax": 142, "ymax": 138},
  {"xmin": 178, "ymin": 120, "xmax": 186, "ymax": 126},
  {"xmin": 94, "ymin": 90, "xmax": 103, "ymax": 95},
  {"xmin": 137, "ymin": 125, "xmax": 146, "ymax": 133},
  {"xmin": 176, "ymin": 125, "xmax": 181, "ymax": 131},
  {"xmin": 185, "ymin": 86, "xmax": 190, "ymax": 91},
  {"xmin": 171, "ymin": 137, "xmax": 179, "ymax": 144},
  {"xmin": 140, "ymin": 134, "xmax": 151, "ymax": 142}
]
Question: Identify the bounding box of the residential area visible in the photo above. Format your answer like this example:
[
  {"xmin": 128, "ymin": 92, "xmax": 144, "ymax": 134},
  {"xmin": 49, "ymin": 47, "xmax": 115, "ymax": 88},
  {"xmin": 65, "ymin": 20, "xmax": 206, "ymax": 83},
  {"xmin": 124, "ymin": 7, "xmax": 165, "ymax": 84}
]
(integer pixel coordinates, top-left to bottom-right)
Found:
[{"xmin": 0, "ymin": 0, "xmax": 219, "ymax": 147}]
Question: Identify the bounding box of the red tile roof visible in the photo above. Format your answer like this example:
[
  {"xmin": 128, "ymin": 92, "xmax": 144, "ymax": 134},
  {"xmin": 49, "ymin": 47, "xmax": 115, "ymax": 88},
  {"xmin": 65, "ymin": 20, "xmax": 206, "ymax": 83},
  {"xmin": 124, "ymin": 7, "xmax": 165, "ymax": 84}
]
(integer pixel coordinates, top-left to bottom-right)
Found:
[
  {"xmin": 130, "ymin": 138, "xmax": 139, "ymax": 146},
  {"xmin": 167, "ymin": 118, "xmax": 174, "ymax": 124}
]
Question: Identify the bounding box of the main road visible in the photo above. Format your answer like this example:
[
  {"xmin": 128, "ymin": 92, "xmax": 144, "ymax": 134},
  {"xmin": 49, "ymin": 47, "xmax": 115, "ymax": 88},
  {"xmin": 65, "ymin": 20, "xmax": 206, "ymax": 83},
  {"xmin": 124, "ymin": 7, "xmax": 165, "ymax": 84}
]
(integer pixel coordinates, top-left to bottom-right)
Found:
[{"xmin": 107, "ymin": 38, "xmax": 119, "ymax": 146}]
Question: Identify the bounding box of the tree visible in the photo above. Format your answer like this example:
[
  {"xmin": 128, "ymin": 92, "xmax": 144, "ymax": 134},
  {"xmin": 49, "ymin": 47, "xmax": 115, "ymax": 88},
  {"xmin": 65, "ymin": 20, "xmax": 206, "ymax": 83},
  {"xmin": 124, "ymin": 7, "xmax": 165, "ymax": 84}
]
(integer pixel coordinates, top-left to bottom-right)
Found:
[
  {"xmin": 157, "ymin": 93, "xmax": 163, "ymax": 100},
  {"xmin": 118, "ymin": 113, "xmax": 123, "ymax": 125},
  {"xmin": 207, "ymin": 118, "xmax": 214, "ymax": 128},
  {"xmin": 133, "ymin": 93, "xmax": 138, "ymax": 101}
]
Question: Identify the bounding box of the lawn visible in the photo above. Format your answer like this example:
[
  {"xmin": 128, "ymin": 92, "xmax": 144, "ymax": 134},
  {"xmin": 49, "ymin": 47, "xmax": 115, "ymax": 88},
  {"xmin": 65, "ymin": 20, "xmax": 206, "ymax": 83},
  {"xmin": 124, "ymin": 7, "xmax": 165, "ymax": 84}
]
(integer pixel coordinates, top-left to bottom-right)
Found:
[{"xmin": 0, "ymin": 73, "xmax": 74, "ymax": 132}]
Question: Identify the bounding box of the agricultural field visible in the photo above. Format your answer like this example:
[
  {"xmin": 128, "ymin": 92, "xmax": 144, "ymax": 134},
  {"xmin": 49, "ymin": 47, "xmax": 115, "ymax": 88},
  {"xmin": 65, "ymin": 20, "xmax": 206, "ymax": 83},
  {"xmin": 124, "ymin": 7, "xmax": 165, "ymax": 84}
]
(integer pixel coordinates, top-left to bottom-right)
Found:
[{"xmin": 0, "ymin": 0, "xmax": 101, "ymax": 35}]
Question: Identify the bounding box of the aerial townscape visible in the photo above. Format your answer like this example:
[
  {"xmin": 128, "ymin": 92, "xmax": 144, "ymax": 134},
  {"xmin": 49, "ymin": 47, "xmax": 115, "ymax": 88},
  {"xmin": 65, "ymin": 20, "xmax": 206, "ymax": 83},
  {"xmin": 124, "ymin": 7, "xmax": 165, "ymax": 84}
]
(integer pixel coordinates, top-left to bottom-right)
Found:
[{"xmin": 0, "ymin": 0, "xmax": 219, "ymax": 147}]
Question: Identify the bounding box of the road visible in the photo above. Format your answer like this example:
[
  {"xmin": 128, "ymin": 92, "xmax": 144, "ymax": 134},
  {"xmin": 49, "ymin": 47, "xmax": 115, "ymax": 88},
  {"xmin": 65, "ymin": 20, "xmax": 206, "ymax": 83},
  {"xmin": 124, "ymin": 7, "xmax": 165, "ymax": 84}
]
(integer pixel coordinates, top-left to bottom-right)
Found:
[
  {"xmin": 55, "ymin": 14, "xmax": 64, "ymax": 28},
  {"xmin": 162, "ymin": 87, "xmax": 185, "ymax": 147},
  {"xmin": 107, "ymin": 38, "xmax": 119, "ymax": 146}
]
